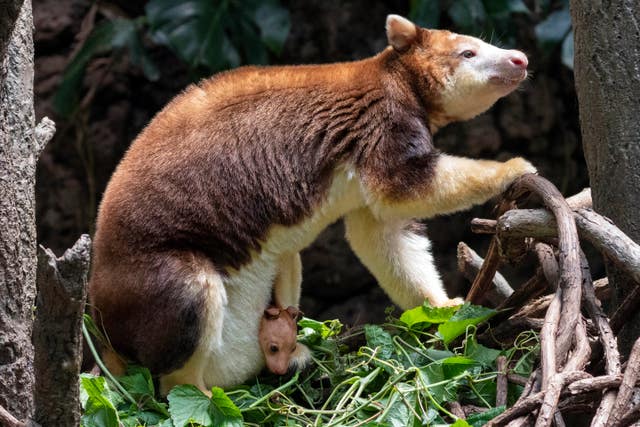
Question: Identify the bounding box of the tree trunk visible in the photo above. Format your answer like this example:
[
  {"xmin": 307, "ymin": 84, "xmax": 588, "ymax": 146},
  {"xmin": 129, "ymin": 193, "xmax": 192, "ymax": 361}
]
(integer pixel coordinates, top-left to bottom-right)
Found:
[
  {"xmin": 33, "ymin": 235, "xmax": 91, "ymax": 426},
  {"xmin": 569, "ymin": 1, "xmax": 640, "ymax": 353},
  {"xmin": 0, "ymin": 0, "xmax": 52, "ymax": 421}
]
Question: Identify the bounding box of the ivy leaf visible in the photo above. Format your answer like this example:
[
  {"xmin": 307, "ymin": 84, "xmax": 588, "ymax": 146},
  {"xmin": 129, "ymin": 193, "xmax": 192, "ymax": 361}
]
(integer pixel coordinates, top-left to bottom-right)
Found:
[
  {"xmin": 438, "ymin": 303, "xmax": 496, "ymax": 344},
  {"xmin": 450, "ymin": 419, "xmax": 473, "ymax": 427}
]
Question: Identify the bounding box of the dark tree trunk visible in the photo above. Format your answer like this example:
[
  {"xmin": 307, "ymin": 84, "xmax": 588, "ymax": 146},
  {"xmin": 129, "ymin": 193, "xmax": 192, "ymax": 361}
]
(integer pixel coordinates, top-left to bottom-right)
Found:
[
  {"xmin": 0, "ymin": 0, "xmax": 53, "ymax": 421},
  {"xmin": 569, "ymin": 1, "xmax": 640, "ymax": 353}
]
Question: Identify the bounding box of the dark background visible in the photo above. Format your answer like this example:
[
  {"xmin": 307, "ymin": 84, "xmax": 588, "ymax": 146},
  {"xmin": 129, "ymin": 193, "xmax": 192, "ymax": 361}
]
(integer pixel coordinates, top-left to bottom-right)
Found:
[{"xmin": 33, "ymin": 0, "xmax": 588, "ymax": 326}]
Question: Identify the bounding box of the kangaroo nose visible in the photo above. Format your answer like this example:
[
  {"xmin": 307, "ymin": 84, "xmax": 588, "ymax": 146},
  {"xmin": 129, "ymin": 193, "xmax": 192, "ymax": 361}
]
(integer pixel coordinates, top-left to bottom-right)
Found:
[{"xmin": 509, "ymin": 51, "xmax": 528, "ymax": 69}]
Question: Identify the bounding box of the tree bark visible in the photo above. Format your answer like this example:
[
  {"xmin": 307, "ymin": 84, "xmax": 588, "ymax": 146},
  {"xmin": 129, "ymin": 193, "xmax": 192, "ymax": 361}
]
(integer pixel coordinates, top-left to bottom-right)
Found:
[
  {"xmin": 570, "ymin": 0, "xmax": 640, "ymax": 353},
  {"xmin": 33, "ymin": 235, "xmax": 91, "ymax": 427},
  {"xmin": 0, "ymin": 0, "xmax": 52, "ymax": 421},
  {"xmin": 0, "ymin": 0, "xmax": 25, "ymax": 64}
]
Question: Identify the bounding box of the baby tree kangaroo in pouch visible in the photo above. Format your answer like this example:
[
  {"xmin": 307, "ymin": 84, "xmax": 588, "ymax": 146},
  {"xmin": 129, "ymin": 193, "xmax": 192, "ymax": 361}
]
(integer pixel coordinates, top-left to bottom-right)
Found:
[{"xmin": 89, "ymin": 14, "xmax": 535, "ymax": 394}]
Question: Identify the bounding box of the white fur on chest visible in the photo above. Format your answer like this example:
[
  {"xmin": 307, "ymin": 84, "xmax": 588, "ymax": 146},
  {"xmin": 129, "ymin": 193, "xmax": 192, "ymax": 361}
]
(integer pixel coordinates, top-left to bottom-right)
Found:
[{"xmin": 195, "ymin": 166, "xmax": 364, "ymax": 388}]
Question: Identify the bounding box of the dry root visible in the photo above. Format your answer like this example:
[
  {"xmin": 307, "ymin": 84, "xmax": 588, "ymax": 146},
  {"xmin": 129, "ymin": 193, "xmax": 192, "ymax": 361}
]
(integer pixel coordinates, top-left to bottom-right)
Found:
[{"xmin": 458, "ymin": 176, "xmax": 640, "ymax": 427}]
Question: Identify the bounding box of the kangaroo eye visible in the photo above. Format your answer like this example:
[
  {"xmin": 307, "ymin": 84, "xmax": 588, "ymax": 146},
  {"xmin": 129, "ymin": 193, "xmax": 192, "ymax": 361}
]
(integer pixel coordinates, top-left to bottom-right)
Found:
[
  {"xmin": 461, "ymin": 50, "xmax": 476, "ymax": 59},
  {"xmin": 270, "ymin": 344, "xmax": 279, "ymax": 354}
]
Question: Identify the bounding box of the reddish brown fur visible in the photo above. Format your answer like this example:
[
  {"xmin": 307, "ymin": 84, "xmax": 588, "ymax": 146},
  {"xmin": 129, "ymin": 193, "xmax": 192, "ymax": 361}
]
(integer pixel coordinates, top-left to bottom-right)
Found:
[{"xmin": 90, "ymin": 26, "xmax": 488, "ymax": 374}]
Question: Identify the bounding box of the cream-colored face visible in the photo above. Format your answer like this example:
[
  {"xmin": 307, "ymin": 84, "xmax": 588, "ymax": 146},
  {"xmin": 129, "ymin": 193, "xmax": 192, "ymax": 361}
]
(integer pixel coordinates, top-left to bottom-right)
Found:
[{"xmin": 437, "ymin": 34, "xmax": 528, "ymax": 121}]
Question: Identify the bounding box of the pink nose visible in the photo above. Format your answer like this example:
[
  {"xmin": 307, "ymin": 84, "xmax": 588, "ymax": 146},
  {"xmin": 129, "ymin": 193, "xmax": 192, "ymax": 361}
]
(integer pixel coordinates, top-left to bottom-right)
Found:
[{"xmin": 509, "ymin": 51, "xmax": 528, "ymax": 69}]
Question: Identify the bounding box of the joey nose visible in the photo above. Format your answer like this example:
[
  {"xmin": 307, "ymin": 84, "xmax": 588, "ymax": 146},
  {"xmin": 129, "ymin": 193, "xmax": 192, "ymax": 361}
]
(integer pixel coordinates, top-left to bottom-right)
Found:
[{"xmin": 508, "ymin": 51, "xmax": 528, "ymax": 70}]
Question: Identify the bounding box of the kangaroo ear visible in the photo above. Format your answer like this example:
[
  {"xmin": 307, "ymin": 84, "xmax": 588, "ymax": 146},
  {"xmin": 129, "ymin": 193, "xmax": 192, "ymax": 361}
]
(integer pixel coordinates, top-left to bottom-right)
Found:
[
  {"xmin": 285, "ymin": 306, "xmax": 302, "ymax": 320},
  {"xmin": 386, "ymin": 15, "xmax": 418, "ymax": 52},
  {"xmin": 264, "ymin": 307, "xmax": 281, "ymax": 320}
]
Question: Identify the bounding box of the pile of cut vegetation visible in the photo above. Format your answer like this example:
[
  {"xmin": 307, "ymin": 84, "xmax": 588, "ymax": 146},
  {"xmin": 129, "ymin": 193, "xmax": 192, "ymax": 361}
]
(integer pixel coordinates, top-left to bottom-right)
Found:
[{"xmin": 80, "ymin": 302, "xmax": 538, "ymax": 427}]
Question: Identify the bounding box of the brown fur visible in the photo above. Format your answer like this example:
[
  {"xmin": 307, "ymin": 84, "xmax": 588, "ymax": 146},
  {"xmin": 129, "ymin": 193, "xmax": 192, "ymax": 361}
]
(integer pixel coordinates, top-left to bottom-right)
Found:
[{"xmin": 89, "ymin": 20, "xmax": 529, "ymax": 377}]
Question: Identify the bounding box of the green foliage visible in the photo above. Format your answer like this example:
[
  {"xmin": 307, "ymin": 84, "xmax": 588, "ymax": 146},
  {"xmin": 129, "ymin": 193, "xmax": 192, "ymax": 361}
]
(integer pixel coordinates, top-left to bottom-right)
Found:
[
  {"xmin": 81, "ymin": 302, "xmax": 538, "ymax": 426},
  {"xmin": 409, "ymin": 0, "xmax": 530, "ymax": 40},
  {"xmin": 53, "ymin": 18, "xmax": 158, "ymax": 117},
  {"xmin": 53, "ymin": 0, "xmax": 290, "ymax": 117},
  {"xmin": 409, "ymin": 0, "xmax": 574, "ymax": 69},
  {"xmin": 145, "ymin": 0, "xmax": 290, "ymax": 71},
  {"xmin": 167, "ymin": 386, "xmax": 242, "ymax": 427}
]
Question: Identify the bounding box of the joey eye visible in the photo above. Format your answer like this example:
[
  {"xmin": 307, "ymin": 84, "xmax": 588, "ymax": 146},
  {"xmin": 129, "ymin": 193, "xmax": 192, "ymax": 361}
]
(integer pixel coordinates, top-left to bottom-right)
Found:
[
  {"xmin": 461, "ymin": 50, "xmax": 476, "ymax": 59},
  {"xmin": 270, "ymin": 344, "xmax": 279, "ymax": 354}
]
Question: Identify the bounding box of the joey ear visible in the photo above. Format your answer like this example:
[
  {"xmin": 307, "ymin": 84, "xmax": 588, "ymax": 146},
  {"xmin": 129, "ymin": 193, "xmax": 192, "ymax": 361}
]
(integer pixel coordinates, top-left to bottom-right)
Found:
[
  {"xmin": 285, "ymin": 306, "xmax": 302, "ymax": 320},
  {"xmin": 386, "ymin": 14, "xmax": 418, "ymax": 52},
  {"xmin": 265, "ymin": 307, "xmax": 281, "ymax": 319}
]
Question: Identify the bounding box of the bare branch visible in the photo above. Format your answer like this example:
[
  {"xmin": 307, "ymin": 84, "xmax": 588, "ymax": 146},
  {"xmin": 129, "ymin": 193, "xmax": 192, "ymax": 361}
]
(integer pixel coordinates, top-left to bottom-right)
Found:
[{"xmin": 457, "ymin": 242, "xmax": 513, "ymax": 305}]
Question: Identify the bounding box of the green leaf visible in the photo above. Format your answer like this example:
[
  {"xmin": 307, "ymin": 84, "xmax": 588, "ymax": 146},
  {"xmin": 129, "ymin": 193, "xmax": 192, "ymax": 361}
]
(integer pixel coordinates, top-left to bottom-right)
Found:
[
  {"xmin": 400, "ymin": 302, "xmax": 459, "ymax": 329},
  {"xmin": 460, "ymin": 375, "xmax": 497, "ymax": 407},
  {"xmin": 418, "ymin": 364, "xmax": 453, "ymax": 403},
  {"xmin": 482, "ymin": 0, "xmax": 529, "ymax": 16},
  {"xmin": 535, "ymin": 8, "xmax": 571, "ymax": 45},
  {"xmin": 441, "ymin": 356, "xmax": 478, "ymax": 379},
  {"xmin": 209, "ymin": 387, "xmax": 243, "ymax": 427},
  {"xmin": 146, "ymin": 0, "xmax": 290, "ymax": 71},
  {"xmin": 167, "ymin": 385, "xmax": 243, "ymax": 427},
  {"xmin": 424, "ymin": 349, "xmax": 455, "ymax": 361},
  {"xmin": 464, "ymin": 335, "xmax": 501, "ymax": 367},
  {"xmin": 118, "ymin": 366, "xmax": 155, "ymax": 399},
  {"xmin": 448, "ymin": 0, "xmax": 487, "ymax": 34},
  {"xmin": 53, "ymin": 20, "xmax": 127, "ymax": 117},
  {"xmin": 168, "ymin": 385, "xmax": 213, "ymax": 426},
  {"xmin": 438, "ymin": 303, "xmax": 496, "ymax": 344},
  {"xmin": 53, "ymin": 18, "xmax": 158, "ymax": 118},
  {"xmin": 117, "ymin": 365, "xmax": 170, "ymax": 417},
  {"xmin": 254, "ymin": 1, "xmax": 290, "ymax": 54},
  {"xmin": 513, "ymin": 347, "xmax": 538, "ymax": 377},
  {"xmin": 450, "ymin": 419, "xmax": 472, "ymax": 427},
  {"xmin": 146, "ymin": 0, "xmax": 225, "ymax": 69},
  {"xmin": 79, "ymin": 375, "xmax": 119, "ymax": 427},
  {"xmin": 507, "ymin": 0, "xmax": 530, "ymax": 13},
  {"xmin": 299, "ymin": 317, "xmax": 342, "ymax": 339},
  {"xmin": 364, "ymin": 325, "xmax": 395, "ymax": 359},
  {"xmin": 466, "ymin": 406, "xmax": 506, "ymax": 426},
  {"xmin": 399, "ymin": 306, "xmax": 432, "ymax": 329},
  {"xmin": 378, "ymin": 384, "xmax": 417, "ymax": 427},
  {"xmin": 561, "ymin": 30, "xmax": 574, "ymax": 69},
  {"xmin": 409, "ymin": 0, "xmax": 441, "ymax": 29}
]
